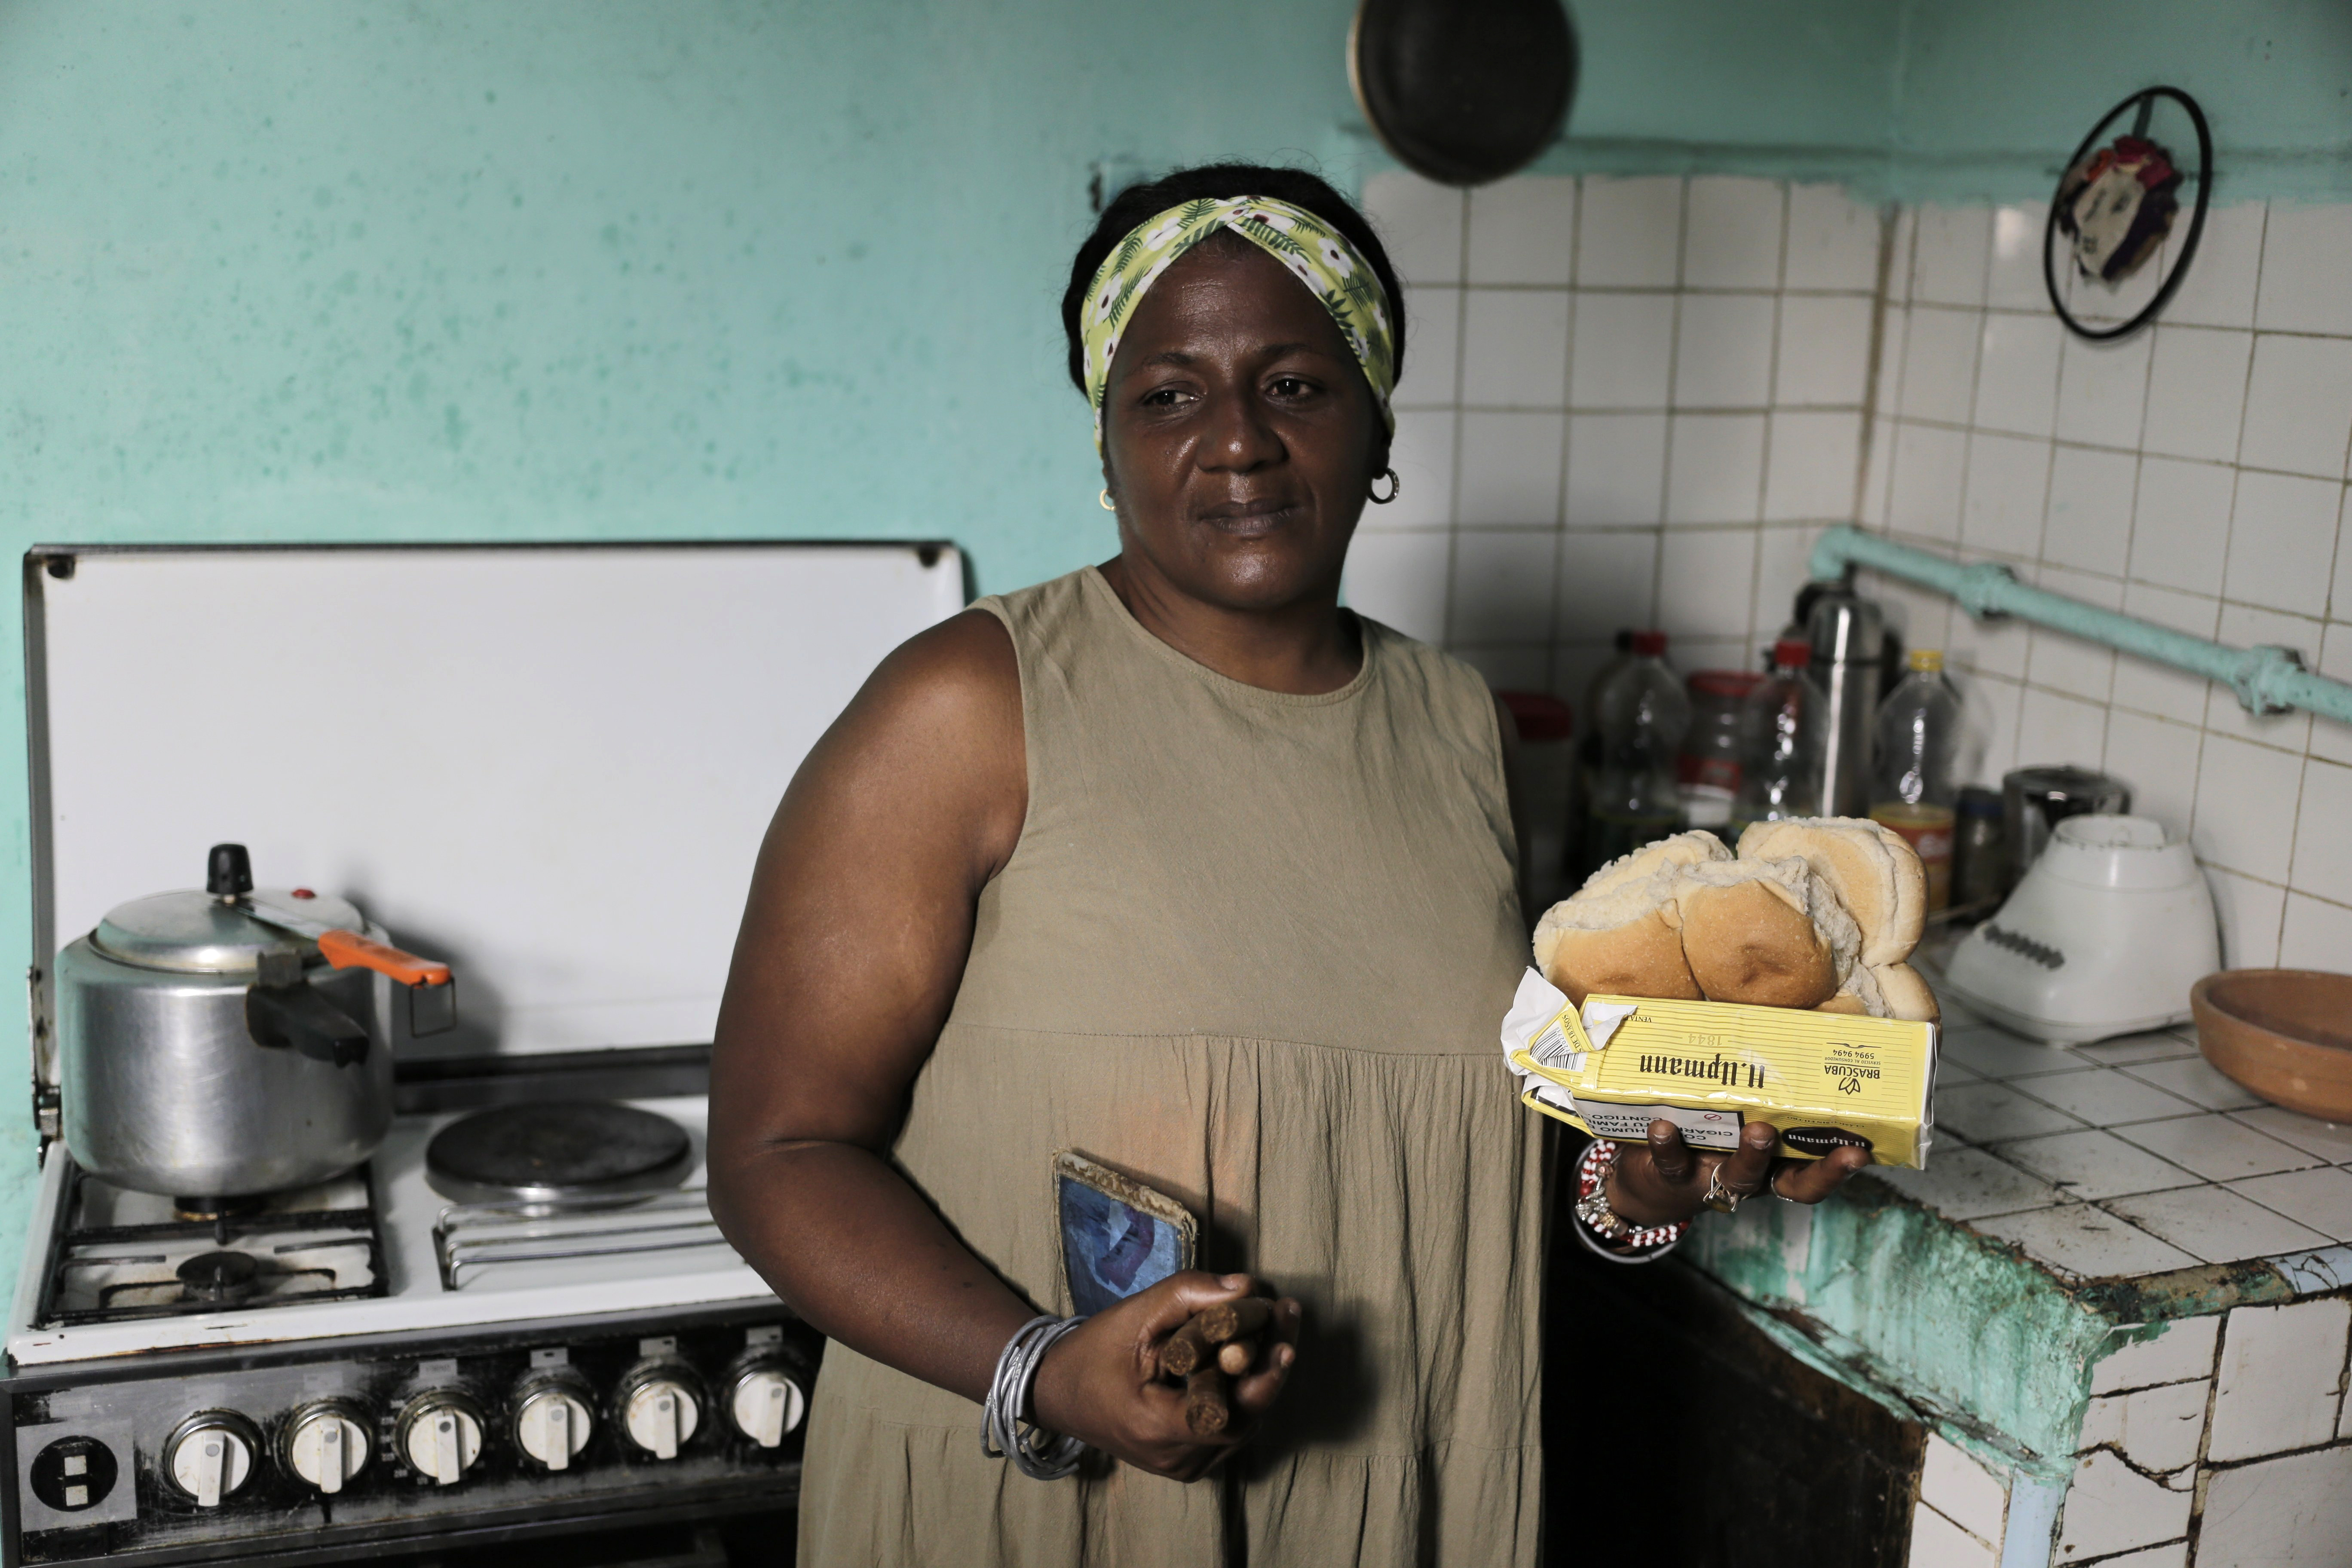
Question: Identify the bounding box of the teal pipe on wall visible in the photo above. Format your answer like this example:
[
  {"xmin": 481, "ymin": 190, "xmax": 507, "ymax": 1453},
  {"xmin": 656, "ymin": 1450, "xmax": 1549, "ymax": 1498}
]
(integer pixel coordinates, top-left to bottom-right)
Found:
[{"xmin": 1809, "ymin": 526, "xmax": 2352, "ymax": 726}]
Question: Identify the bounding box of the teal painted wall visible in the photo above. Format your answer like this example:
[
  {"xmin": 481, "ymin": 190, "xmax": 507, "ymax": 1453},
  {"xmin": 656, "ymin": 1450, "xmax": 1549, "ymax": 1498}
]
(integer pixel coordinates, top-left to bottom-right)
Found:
[
  {"xmin": 0, "ymin": 0, "xmax": 2345, "ymax": 1304},
  {"xmin": 0, "ymin": 0, "xmax": 1384, "ymax": 1291},
  {"xmin": 1550, "ymin": 0, "xmax": 1903, "ymax": 155},
  {"xmin": 1535, "ymin": 0, "xmax": 2352, "ymax": 200},
  {"xmin": 1889, "ymin": 0, "xmax": 2352, "ymax": 200}
]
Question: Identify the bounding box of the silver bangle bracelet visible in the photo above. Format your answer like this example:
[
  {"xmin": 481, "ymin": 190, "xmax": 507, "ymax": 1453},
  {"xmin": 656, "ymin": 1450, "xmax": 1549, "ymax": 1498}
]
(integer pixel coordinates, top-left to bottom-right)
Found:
[{"xmin": 980, "ymin": 1314, "xmax": 1089, "ymax": 1479}]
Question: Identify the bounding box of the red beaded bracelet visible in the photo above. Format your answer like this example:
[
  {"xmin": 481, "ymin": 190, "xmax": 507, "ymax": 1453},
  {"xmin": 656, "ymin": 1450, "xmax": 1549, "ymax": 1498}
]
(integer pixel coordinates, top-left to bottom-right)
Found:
[{"xmin": 1572, "ymin": 1139, "xmax": 1691, "ymax": 1253}]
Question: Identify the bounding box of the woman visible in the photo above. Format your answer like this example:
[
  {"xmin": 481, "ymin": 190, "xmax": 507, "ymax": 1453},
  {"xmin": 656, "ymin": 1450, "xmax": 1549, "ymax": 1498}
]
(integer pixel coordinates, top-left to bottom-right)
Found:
[{"xmin": 708, "ymin": 164, "xmax": 1866, "ymax": 1566}]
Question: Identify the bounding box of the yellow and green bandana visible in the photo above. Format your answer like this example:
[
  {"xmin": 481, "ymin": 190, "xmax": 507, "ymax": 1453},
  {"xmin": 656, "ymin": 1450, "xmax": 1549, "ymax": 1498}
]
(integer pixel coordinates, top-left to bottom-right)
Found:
[{"xmin": 1081, "ymin": 195, "xmax": 1397, "ymax": 451}]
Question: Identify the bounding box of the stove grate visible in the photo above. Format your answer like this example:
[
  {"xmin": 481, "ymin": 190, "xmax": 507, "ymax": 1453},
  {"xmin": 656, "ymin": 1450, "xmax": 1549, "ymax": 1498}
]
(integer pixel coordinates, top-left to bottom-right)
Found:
[
  {"xmin": 434, "ymin": 1188, "xmax": 735, "ymax": 1290},
  {"xmin": 33, "ymin": 1161, "xmax": 391, "ymax": 1328}
]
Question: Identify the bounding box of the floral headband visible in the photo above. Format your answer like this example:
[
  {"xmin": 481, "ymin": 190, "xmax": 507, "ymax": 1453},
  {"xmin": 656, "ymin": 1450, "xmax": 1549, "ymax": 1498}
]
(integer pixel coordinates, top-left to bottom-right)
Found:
[{"xmin": 1080, "ymin": 195, "xmax": 1397, "ymax": 452}]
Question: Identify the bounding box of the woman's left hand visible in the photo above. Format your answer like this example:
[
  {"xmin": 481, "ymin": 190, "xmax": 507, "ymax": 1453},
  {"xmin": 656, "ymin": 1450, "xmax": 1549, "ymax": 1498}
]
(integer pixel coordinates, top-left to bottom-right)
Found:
[{"xmin": 1605, "ymin": 1119, "xmax": 1870, "ymax": 1225}]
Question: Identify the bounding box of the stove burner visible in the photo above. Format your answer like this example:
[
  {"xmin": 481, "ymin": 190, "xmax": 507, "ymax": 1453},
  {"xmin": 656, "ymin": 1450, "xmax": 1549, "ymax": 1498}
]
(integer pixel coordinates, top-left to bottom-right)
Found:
[
  {"xmin": 175, "ymin": 1250, "xmax": 261, "ymax": 1303},
  {"xmin": 424, "ymin": 1101, "xmax": 692, "ymax": 1206},
  {"xmin": 38, "ymin": 1163, "xmax": 387, "ymax": 1327},
  {"xmin": 171, "ymin": 1196, "xmax": 267, "ymax": 1224}
]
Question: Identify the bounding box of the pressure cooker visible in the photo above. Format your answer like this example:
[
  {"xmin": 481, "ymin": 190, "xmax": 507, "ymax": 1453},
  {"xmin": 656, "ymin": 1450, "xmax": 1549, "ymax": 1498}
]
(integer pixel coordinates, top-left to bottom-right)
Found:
[{"xmin": 57, "ymin": 843, "xmax": 457, "ymax": 1200}]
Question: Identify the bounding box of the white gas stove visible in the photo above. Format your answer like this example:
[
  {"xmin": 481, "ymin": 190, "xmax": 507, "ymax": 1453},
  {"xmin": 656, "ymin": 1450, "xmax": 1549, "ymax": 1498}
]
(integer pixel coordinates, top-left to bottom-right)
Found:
[
  {"xmin": 3, "ymin": 543, "xmax": 963, "ymax": 1567},
  {"xmin": 8, "ymin": 1096, "xmax": 761, "ymax": 1369}
]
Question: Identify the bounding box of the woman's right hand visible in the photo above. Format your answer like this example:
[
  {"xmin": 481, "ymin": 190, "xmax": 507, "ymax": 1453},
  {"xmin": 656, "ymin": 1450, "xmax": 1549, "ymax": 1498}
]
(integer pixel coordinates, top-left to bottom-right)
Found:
[{"xmin": 1029, "ymin": 1271, "xmax": 1303, "ymax": 1481}]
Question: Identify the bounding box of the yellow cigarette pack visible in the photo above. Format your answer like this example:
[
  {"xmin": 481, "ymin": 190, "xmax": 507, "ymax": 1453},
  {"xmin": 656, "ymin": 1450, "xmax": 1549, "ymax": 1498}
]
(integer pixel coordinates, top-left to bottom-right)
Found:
[{"xmin": 1500, "ymin": 975, "xmax": 1938, "ymax": 1168}]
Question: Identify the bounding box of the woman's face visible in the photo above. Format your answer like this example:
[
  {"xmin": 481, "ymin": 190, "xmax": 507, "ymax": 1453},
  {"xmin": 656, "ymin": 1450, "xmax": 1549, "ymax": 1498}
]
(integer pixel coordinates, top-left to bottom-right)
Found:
[{"xmin": 1099, "ymin": 238, "xmax": 1387, "ymax": 613}]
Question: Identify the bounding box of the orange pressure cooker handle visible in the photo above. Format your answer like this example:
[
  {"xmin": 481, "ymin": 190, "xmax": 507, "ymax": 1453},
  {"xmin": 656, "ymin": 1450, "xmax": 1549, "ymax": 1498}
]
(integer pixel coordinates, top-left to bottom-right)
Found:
[{"xmin": 316, "ymin": 929, "xmax": 453, "ymax": 988}]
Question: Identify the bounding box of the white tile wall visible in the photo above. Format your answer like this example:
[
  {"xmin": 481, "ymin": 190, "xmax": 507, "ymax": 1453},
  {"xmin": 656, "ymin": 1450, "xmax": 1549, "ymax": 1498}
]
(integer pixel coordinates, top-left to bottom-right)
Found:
[
  {"xmin": 2256, "ymin": 205, "xmax": 2352, "ymax": 335},
  {"xmin": 2011, "ymin": 1241, "xmax": 2352, "ymax": 1568},
  {"xmin": 1855, "ymin": 199, "xmax": 2352, "ymax": 973},
  {"xmin": 2054, "ymin": 1449, "xmax": 2191, "ymax": 1562},
  {"xmin": 2043, "ymin": 1294, "xmax": 2352, "ymax": 1568},
  {"xmin": 2092, "ymin": 1547, "xmax": 2188, "ymax": 1568},
  {"xmin": 1465, "ymin": 175, "xmax": 1574, "ymax": 286},
  {"xmin": 2196, "ymin": 1445, "xmax": 2352, "ymax": 1567},
  {"xmin": 2082, "ymin": 1378, "xmax": 2208, "ymax": 1476},
  {"xmin": 1921, "ymin": 1433, "xmax": 2010, "ymax": 1545},
  {"xmin": 2090, "ymin": 1316, "xmax": 2219, "ymax": 1395},
  {"xmin": 1910, "ymin": 1502, "xmax": 2000, "ymax": 1568},
  {"xmin": 1358, "ymin": 176, "xmax": 2352, "ymax": 974},
  {"xmin": 2208, "ymin": 1298, "xmax": 2352, "ymax": 1462},
  {"xmin": 1354, "ymin": 171, "xmax": 1881, "ymax": 695}
]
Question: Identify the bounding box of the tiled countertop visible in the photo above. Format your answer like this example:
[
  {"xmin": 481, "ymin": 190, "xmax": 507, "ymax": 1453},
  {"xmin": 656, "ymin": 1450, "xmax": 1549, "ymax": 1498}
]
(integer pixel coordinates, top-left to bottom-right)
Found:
[
  {"xmin": 1672, "ymin": 965, "xmax": 2352, "ymax": 1567},
  {"xmin": 1877, "ymin": 1013, "xmax": 2352, "ymax": 1283}
]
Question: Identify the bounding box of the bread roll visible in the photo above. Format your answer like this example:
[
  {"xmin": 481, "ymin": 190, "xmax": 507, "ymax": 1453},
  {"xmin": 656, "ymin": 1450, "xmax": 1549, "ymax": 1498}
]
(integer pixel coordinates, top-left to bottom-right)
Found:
[
  {"xmin": 1574, "ymin": 830, "xmax": 1730, "ymax": 903},
  {"xmin": 1673, "ymin": 858, "xmax": 1855, "ymax": 1010},
  {"xmin": 1816, "ymin": 960, "xmax": 1941, "ymax": 1023},
  {"xmin": 1819, "ymin": 958, "xmax": 1886, "ymax": 1017},
  {"xmin": 1871, "ymin": 961, "xmax": 1942, "ymax": 1024},
  {"xmin": 1532, "ymin": 868, "xmax": 1701, "ymax": 1005},
  {"xmin": 1530, "ymin": 832, "xmax": 1727, "ymax": 1004},
  {"xmin": 1735, "ymin": 818, "xmax": 1924, "ymax": 968}
]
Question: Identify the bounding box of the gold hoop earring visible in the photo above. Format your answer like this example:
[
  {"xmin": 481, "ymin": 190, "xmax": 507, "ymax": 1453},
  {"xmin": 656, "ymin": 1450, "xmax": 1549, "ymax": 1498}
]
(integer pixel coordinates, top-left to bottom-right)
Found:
[
  {"xmin": 1367, "ymin": 468, "xmax": 1401, "ymax": 505},
  {"xmin": 1099, "ymin": 489, "xmax": 1117, "ymax": 511}
]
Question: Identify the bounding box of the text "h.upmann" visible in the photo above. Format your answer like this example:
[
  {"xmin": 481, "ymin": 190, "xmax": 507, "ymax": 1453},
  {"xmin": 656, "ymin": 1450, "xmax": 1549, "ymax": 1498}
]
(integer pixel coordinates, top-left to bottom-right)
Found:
[{"xmin": 1636, "ymin": 1051, "xmax": 1766, "ymax": 1090}]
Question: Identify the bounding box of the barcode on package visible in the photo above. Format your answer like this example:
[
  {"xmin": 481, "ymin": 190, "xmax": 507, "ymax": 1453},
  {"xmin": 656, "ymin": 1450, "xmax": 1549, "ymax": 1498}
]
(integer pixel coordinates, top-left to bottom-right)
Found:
[
  {"xmin": 1529, "ymin": 1015, "xmax": 1585, "ymax": 1072},
  {"xmin": 1572, "ymin": 1102, "xmax": 1744, "ymax": 1149}
]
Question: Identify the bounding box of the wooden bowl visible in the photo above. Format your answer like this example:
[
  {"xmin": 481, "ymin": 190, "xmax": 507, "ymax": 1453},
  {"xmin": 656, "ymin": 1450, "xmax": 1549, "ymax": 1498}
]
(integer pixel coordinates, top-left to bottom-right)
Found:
[{"xmin": 2192, "ymin": 969, "xmax": 2352, "ymax": 1121}]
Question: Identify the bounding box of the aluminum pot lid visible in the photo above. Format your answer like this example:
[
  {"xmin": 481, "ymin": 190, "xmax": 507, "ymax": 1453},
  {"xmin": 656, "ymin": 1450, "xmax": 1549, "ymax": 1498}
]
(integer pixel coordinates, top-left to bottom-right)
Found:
[{"xmin": 90, "ymin": 887, "xmax": 364, "ymax": 974}]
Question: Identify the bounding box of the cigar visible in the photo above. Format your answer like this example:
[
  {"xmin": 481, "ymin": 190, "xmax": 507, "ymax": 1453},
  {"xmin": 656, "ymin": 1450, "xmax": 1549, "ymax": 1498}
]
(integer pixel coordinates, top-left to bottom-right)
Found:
[
  {"xmin": 1184, "ymin": 1367, "xmax": 1230, "ymax": 1436},
  {"xmin": 1216, "ymin": 1335, "xmax": 1258, "ymax": 1377},
  {"xmin": 1197, "ymin": 1297, "xmax": 1274, "ymax": 1345},
  {"xmin": 1159, "ymin": 1319, "xmax": 1214, "ymax": 1380}
]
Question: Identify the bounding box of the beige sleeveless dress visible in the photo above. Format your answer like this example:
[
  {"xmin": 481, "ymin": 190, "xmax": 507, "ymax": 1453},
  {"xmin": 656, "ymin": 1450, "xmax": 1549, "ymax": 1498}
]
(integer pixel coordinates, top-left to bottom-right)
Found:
[{"xmin": 798, "ymin": 566, "xmax": 1544, "ymax": 1566}]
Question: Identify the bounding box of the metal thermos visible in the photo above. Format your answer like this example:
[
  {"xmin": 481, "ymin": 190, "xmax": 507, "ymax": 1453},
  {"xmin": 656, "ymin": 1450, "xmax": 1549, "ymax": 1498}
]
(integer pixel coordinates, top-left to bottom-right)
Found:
[
  {"xmin": 1806, "ymin": 588, "xmax": 1885, "ymax": 818},
  {"xmin": 2002, "ymin": 766, "xmax": 2132, "ymax": 888}
]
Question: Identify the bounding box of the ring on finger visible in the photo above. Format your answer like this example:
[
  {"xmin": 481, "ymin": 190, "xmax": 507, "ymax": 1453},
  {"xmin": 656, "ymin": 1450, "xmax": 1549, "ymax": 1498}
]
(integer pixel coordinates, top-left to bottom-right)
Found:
[{"xmin": 1701, "ymin": 1163, "xmax": 1749, "ymax": 1214}]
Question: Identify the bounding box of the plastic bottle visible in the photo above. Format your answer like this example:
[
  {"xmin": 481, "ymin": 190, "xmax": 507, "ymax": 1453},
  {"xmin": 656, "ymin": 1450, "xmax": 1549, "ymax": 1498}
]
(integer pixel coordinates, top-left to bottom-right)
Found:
[
  {"xmin": 1580, "ymin": 631, "xmax": 1690, "ymax": 875},
  {"xmin": 1871, "ymin": 649, "xmax": 1963, "ymax": 912},
  {"xmin": 1678, "ymin": 670, "xmax": 1762, "ymax": 834},
  {"xmin": 1730, "ymin": 639, "xmax": 1825, "ymax": 838}
]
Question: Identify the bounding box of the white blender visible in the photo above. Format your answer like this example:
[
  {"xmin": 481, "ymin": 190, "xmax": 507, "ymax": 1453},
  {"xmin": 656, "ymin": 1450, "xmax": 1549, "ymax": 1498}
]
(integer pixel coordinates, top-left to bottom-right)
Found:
[{"xmin": 1942, "ymin": 814, "xmax": 2220, "ymax": 1044}]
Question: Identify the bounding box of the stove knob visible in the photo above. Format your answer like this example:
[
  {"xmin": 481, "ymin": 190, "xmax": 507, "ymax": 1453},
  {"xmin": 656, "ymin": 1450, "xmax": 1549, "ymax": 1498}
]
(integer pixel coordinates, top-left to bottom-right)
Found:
[
  {"xmin": 282, "ymin": 1400, "xmax": 372, "ymax": 1494},
  {"xmin": 396, "ymin": 1391, "xmax": 485, "ymax": 1485},
  {"xmin": 511, "ymin": 1375, "xmax": 595, "ymax": 1472},
  {"xmin": 725, "ymin": 1362, "xmax": 808, "ymax": 1449},
  {"xmin": 617, "ymin": 1366, "xmax": 703, "ymax": 1461},
  {"xmin": 164, "ymin": 1412, "xmax": 260, "ymax": 1508}
]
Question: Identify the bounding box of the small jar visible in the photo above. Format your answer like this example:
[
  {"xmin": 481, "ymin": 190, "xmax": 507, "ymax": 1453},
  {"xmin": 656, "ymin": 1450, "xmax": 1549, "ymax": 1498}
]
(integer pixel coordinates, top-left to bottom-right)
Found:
[
  {"xmin": 1951, "ymin": 786, "xmax": 2007, "ymax": 913},
  {"xmin": 1677, "ymin": 670, "xmax": 1761, "ymax": 833}
]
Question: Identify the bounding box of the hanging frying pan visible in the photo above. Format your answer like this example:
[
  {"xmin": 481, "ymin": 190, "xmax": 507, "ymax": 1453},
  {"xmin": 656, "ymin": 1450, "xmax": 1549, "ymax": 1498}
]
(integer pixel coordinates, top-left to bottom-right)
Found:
[{"xmin": 1350, "ymin": 0, "xmax": 1578, "ymax": 187}]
